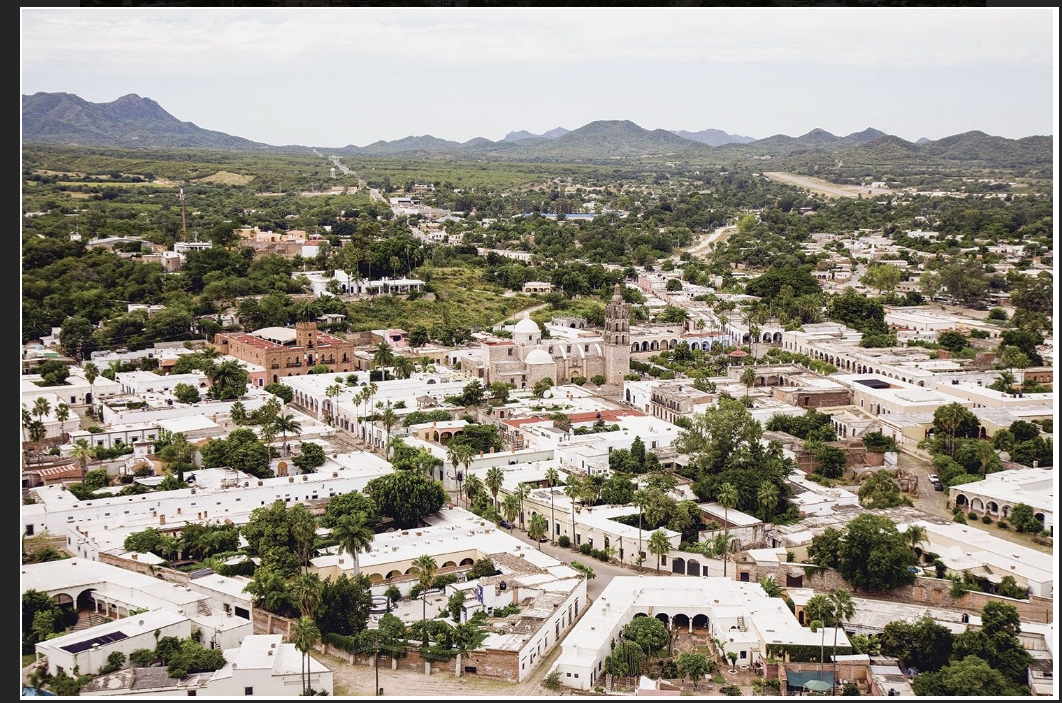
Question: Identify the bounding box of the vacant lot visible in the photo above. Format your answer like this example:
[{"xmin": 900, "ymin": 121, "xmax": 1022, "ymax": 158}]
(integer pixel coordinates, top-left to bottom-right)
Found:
[{"xmin": 763, "ymin": 172, "xmax": 891, "ymax": 199}]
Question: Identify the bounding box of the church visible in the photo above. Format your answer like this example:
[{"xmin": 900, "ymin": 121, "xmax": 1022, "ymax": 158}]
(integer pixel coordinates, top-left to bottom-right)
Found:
[{"xmin": 471, "ymin": 285, "xmax": 631, "ymax": 389}]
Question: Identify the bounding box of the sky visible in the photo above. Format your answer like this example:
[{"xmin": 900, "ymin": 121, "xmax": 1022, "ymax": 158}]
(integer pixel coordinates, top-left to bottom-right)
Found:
[{"xmin": 20, "ymin": 7, "xmax": 1059, "ymax": 148}]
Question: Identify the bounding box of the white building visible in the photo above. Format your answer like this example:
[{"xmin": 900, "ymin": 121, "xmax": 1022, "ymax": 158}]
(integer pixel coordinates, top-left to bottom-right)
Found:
[
  {"xmin": 948, "ymin": 467, "xmax": 1054, "ymax": 536},
  {"xmin": 552, "ymin": 576, "xmax": 848, "ymax": 690}
]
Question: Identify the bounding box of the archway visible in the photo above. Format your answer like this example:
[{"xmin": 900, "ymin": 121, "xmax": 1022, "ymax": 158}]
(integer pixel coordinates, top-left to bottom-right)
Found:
[
  {"xmin": 970, "ymin": 498, "xmax": 984, "ymax": 511},
  {"xmin": 460, "ymin": 558, "xmax": 475, "ymax": 566},
  {"xmin": 686, "ymin": 559, "xmax": 701, "ymax": 576},
  {"xmin": 386, "ymin": 570, "xmax": 402, "ymax": 580},
  {"xmin": 655, "ymin": 613, "xmax": 670, "ymax": 626},
  {"xmin": 442, "ymin": 561, "xmax": 457, "ymax": 569},
  {"xmin": 954, "ymin": 494, "xmax": 968, "ymax": 507},
  {"xmin": 692, "ymin": 614, "xmax": 709, "ymax": 630},
  {"xmin": 367, "ymin": 573, "xmax": 384, "ymax": 584},
  {"xmin": 672, "ymin": 557, "xmax": 685, "ymax": 574}
]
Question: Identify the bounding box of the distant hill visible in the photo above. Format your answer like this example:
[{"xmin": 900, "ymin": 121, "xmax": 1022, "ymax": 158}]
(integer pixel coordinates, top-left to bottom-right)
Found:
[
  {"xmin": 21, "ymin": 92, "xmax": 267, "ymax": 149},
  {"xmin": 20, "ymin": 92, "xmax": 1053, "ymax": 174},
  {"xmin": 510, "ymin": 120, "xmax": 709, "ymax": 160},
  {"xmin": 502, "ymin": 127, "xmax": 569, "ymax": 142},
  {"xmin": 672, "ymin": 128, "xmax": 755, "ymax": 147}
]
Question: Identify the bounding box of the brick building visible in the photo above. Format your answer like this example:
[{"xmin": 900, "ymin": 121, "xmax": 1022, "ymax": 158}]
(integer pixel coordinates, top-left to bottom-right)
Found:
[{"xmin": 212, "ymin": 322, "xmax": 356, "ymax": 384}]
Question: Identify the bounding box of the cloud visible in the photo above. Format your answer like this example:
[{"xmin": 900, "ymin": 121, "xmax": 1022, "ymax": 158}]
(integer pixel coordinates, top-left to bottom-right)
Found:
[{"xmin": 22, "ymin": 7, "xmax": 1055, "ymax": 72}]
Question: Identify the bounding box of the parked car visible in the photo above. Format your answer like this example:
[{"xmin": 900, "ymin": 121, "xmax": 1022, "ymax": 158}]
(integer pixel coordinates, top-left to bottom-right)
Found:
[
  {"xmin": 933, "ymin": 481, "xmax": 944, "ymax": 491},
  {"xmin": 927, "ymin": 474, "xmax": 939, "ymax": 484},
  {"xmin": 499, "ymin": 519, "xmax": 512, "ymax": 529}
]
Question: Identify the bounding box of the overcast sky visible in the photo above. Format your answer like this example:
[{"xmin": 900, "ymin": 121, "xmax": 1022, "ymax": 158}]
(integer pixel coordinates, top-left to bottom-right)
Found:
[{"xmin": 21, "ymin": 7, "xmax": 1058, "ymax": 148}]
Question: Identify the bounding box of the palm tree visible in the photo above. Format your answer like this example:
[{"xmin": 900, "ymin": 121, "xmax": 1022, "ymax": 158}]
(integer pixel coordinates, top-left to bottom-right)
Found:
[
  {"xmin": 805, "ymin": 594, "xmax": 835, "ymax": 686},
  {"xmin": 463, "ymin": 473, "xmax": 485, "ymax": 506},
  {"xmin": 411, "ymin": 554, "xmax": 438, "ymax": 642},
  {"xmin": 446, "ymin": 442, "xmax": 475, "ymax": 506},
  {"xmin": 32, "ymin": 397, "xmax": 52, "ymax": 424},
  {"xmin": 372, "ymin": 341, "xmax": 395, "ymax": 374},
  {"xmin": 716, "ymin": 482, "xmax": 739, "ymax": 577},
  {"xmin": 934, "ymin": 403, "xmax": 967, "ymax": 458},
  {"xmin": 515, "ymin": 483, "xmax": 531, "ymax": 530},
  {"xmin": 331, "ymin": 511, "xmax": 374, "ymax": 575},
  {"xmin": 484, "ymin": 466, "xmax": 504, "ymax": 509},
  {"xmin": 563, "ymin": 473, "xmax": 582, "ymax": 543},
  {"xmin": 528, "ymin": 513, "xmax": 548, "ymax": 549},
  {"xmin": 757, "ymin": 481, "xmax": 780, "ymax": 525},
  {"xmin": 55, "ymin": 403, "xmax": 70, "ymax": 442},
  {"xmin": 633, "ymin": 488, "xmax": 651, "ymax": 567},
  {"xmin": 21, "ymin": 406, "xmax": 33, "ymax": 443},
  {"xmin": 290, "ymin": 573, "xmax": 324, "ymax": 619},
  {"xmin": 904, "ymin": 524, "xmax": 928, "ymax": 560},
  {"xmin": 380, "ymin": 402, "xmax": 398, "ymax": 457},
  {"xmin": 502, "ymin": 493, "xmax": 520, "ymax": 534},
  {"xmin": 648, "ymin": 529, "xmax": 671, "ymax": 572},
  {"xmin": 544, "ymin": 467, "xmax": 559, "ymax": 544},
  {"xmin": 393, "ymin": 355, "xmax": 415, "ymax": 380},
  {"xmin": 272, "ymin": 413, "xmax": 302, "ymax": 457},
  {"xmin": 290, "ymin": 616, "xmax": 321, "ymax": 695},
  {"xmin": 324, "ymin": 382, "xmax": 343, "ymax": 425},
  {"xmin": 290, "ymin": 504, "xmax": 318, "ymax": 572},
  {"xmin": 830, "ymin": 588, "xmax": 855, "ymax": 691},
  {"xmin": 71, "ymin": 438, "xmax": 94, "ymax": 479},
  {"xmin": 741, "ymin": 366, "xmax": 756, "ymax": 399},
  {"xmin": 83, "ymin": 362, "xmax": 99, "ymax": 400}
]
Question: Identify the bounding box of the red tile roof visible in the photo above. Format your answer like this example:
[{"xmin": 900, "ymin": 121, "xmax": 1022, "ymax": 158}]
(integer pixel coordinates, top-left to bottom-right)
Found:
[{"xmin": 502, "ymin": 408, "xmax": 645, "ymax": 428}]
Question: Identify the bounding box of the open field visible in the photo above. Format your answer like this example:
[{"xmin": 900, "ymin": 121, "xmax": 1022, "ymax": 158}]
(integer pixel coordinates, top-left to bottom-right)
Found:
[{"xmin": 763, "ymin": 171, "xmax": 892, "ymax": 199}]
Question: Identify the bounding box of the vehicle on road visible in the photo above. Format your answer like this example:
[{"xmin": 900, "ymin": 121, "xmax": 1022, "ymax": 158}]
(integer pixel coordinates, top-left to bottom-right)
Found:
[
  {"xmin": 933, "ymin": 481, "xmax": 944, "ymax": 491},
  {"xmin": 928, "ymin": 474, "xmax": 939, "ymax": 484}
]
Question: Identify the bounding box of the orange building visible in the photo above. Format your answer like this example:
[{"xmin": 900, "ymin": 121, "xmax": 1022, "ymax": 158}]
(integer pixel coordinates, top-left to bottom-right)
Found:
[{"xmin": 212, "ymin": 322, "xmax": 356, "ymax": 384}]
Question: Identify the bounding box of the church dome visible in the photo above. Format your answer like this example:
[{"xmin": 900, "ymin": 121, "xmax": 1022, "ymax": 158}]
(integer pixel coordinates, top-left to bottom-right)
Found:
[
  {"xmin": 525, "ymin": 347, "xmax": 554, "ymax": 365},
  {"xmin": 514, "ymin": 314, "xmax": 540, "ymax": 336}
]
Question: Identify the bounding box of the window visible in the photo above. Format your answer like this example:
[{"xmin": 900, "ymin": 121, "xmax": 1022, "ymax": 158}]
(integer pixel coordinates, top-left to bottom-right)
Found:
[
  {"xmin": 244, "ymin": 688, "xmax": 253, "ymax": 696},
  {"xmin": 508, "ymin": 348, "xmax": 513, "ymax": 356},
  {"xmin": 740, "ymin": 651, "xmax": 746, "ymax": 659},
  {"xmin": 566, "ymin": 673, "xmax": 571, "ymax": 678},
  {"xmin": 188, "ymin": 691, "xmax": 197, "ymax": 696}
]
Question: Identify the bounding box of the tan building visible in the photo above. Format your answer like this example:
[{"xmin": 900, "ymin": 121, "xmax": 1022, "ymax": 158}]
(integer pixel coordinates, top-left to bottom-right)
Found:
[{"xmin": 212, "ymin": 322, "xmax": 357, "ymax": 384}]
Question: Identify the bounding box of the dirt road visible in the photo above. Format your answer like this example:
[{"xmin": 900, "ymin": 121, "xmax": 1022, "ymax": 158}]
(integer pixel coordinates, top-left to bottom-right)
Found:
[{"xmin": 763, "ymin": 172, "xmax": 890, "ymax": 199}]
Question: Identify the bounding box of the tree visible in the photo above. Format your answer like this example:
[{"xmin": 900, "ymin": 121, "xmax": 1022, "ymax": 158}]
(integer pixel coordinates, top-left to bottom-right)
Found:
[
  {"xmin": 632, "ymin": 488, "xmax": 652, "ymax": 567},
  {"xmin": 757, "ymin": 480, "xmax": 780, "ymax": 524},
  {"xmin": 393, "ymin": 355, "xmax": 415, "ymax": 380},
  {"xmin": 1008, "ymin": 502, "xmax": 1042, "ymax": 533},
  {"xmin": 291, "ymin": 617, "xmax": 321, "ymax": 695},
  {"xmin": 55, "ymin": 402, "xmax": 70, "ymax": 441},
  {"xmin": 484, "ymin": 466, "xmax": 504, "ymax": 508},
  {"xmin": 913, "ymin": 655, "xmax": 1016, "ymax": 697},
  {"xmin": 272, "ymin": 413, "xmax": 302, "ymax": 457},
  {"xmin": 445, "ymin": 441, "xmax": 476, "ymax": 506},
  {"xmin": 838, "ymin": 514, "xmax": 918, "ymax": 591},
  {"xmin": 83, "ymin": 361, "xmax": 99, "ymax": 397},
  {"xmin": 805, "ymin": 594, "xmax": 834, "ymax": 681},
  {"xmin": 716, "ymin": 482, "xmax": 738, "ymax": 577},
  {"xmin": 623, "ymin": 615, "xmax": 669, "ymax": 660},
  {"xmin": 292, "ymin": 442, "xmax": 327, "ymax": 474},
  {"xmin": 411, "ymin": 554, "xmax": 438, "ymax": 642},
  {"xmin": 857, "ymin": 470, "xmax": 912, "ymax": 509},
  {"xmin": 544, "ymin": 467, "xmax": 559, "ymax": 543},
  {"xmin": 290, "ymin": 573, "xmax": 324, "ymax": 620},
  {"xmin": 830, "ymin": 588, "xmax": 855, "ymax": 687},
  {"xmin": 372, "ymin": 341, "xmax": 395, "ymax": 372},
  {"xmin": 647, "ymin": 529, "xmax": 671, "ymax": 572},
  {"xmin": 861, "ymin": 263, "xmax": 902, "ymax": 295},
  {"xmin": 289, "ymin": 503, "xmax": 318, "ymax": 573},
  {"xmin": 677, "ymin": 651, "xmax": 710, "ymax": 689},
  {"xmin": 605, "ymin": 640, "xmax": 646, "ymax": 689},
  {"xmin": 932, "ymin": 402, "xmax": 980, "ymax": 457},
  {"xmin": 331, "ymin": 511, "xmax": 374, "ymax": 575},
  {"xmin": 463, "ymin": 473, "xmax": 484, "ymax": 505},
  {"xmin": 515, "ymin": 482, "xmax": 531, "ymax": 530},
  {"xmin": 365, "ymin": 471, "xmax": 446, "ymax": 528},
  {"xmin": 528, "ymin": 513, "xmax": 548, "ymax": 549},
  {"xmin": 879, "ymin": 615, "xmax": 953, "ymax": 673},
  {"xmin": 563, "ymin": 473, "xmax": 581, "ymax": 541},
  {"xmin": 451, "ymin": 620, "xmax": 487, "ymax": 678},
  {"xmin": 532, "ymin": 376, "xmax": 553, "ymax": 398},
  {"xmin": 501, "ymin": 493, "xmax": 520, "ymax": 533},
  {"xmin": 488, "ymin": 381, "xmax": 511, "ymax": 403},
  {"xmin": 173, "ymin": 382, "xmax": 201, "ymax": 404},
  {"xmin": 71, "ymin": 438, "xmax": 94, "ymax": 479},
  {"xmin": 380, "ymin": 403, "xmax": 399, "ymax": 457},
  {"xmin": 741, "ymin": 366, "xmax": 756, "ymax": 398},
  {"xmin": 206, "ymin": 359, "xmax": 248, "ymax": 401}
]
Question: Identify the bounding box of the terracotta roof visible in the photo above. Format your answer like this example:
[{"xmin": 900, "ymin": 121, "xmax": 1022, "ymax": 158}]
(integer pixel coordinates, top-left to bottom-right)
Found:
[
  {"xmin": 34, "ymin": 463, "xmax": 83, "ymax": 481},
  {"xmin": 502, "ymin": 408, "xmax": 645, "ymax": 428}
]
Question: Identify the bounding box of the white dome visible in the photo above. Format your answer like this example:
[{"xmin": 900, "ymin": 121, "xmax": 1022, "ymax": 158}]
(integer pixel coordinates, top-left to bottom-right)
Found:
[
  {"xmin": 525, "ymin": 347, "xmax": 554, "ymax": 365},
  {"xmin": 514, "ymin": 314, "xmax": 539, "ymax": 335}
]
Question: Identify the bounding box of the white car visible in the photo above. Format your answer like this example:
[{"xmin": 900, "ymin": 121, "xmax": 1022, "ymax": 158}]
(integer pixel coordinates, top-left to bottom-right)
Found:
[{"xmin": 927, "ymin": 474, "xmax": 940, "ymax": 484}]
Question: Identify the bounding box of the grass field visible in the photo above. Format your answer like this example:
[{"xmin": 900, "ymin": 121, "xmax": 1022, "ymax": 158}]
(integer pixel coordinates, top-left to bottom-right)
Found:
[{"xmin": 343, "ymin": 266, "xmax": 538, "ymax": 332}]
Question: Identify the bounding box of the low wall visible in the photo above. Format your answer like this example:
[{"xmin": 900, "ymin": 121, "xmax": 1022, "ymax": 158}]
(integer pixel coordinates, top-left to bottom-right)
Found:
[{"xmin": 747, "ymin": 564, "xmax": 1053, "ymax": 623}]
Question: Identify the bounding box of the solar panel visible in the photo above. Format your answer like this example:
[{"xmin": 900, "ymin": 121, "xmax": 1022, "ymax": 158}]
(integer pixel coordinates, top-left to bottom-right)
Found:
[{"xmin": 61, "ymin": 630, "xmax": 129, "ymax": 654}]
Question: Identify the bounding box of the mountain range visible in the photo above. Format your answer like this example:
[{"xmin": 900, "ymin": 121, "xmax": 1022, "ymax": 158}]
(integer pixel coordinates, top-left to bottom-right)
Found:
[{"xmin": 21, "ymin": 92, "xmax": 1053, "ymax": 173}]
